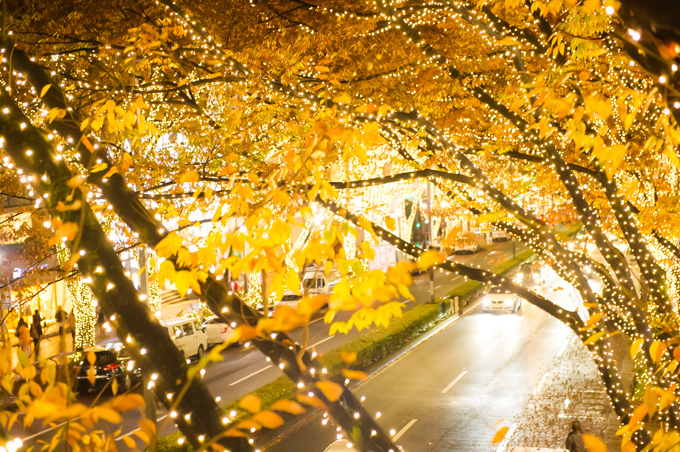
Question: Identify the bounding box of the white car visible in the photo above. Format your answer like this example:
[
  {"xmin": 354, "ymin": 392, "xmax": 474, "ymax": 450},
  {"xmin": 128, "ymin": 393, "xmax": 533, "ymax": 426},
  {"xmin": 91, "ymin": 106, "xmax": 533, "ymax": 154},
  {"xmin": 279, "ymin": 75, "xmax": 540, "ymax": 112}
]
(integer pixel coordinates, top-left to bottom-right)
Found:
[
  {"xmin": 201, "ymin": 316, "xmax": 232, "ymax": 346},
  {"xmin": 451, "ymin": 241, "xmax": 484, "ymax": 255},
  {"xmin": 482, "ymin": 286, "xmax": 522, "ymax": 313},
  {"xmin": 492, "ymin": 230, "xmax": 511, "ymax": 242}
]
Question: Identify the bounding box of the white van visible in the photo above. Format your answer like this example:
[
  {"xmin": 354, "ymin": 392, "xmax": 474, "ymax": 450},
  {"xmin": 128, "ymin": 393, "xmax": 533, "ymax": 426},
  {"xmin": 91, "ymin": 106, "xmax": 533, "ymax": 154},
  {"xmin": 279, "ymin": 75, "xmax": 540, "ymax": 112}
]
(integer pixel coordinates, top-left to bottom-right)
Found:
[
  {"xmin": 161, "ymin": 317, "xmax": 208, "ymax": 359},
  {"xmin": 275, "ymin": 266, "xmax": 340, "ymax": 309},
  {"xmin": 301, "ymin": 265, "xmax": 340, "ymax": 297}
]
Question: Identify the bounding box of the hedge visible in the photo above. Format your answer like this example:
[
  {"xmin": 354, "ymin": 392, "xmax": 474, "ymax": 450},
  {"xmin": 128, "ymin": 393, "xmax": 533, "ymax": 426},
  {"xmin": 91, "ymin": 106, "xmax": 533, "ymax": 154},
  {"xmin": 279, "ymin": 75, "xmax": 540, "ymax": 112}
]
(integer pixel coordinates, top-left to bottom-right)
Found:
[
  {"xmin": 155, "ymin": 304, "xmax": 440, "ymax": 451},
  {"xmin": 155, "ymin": 248, "xmax": 538, "ymax": 450}
]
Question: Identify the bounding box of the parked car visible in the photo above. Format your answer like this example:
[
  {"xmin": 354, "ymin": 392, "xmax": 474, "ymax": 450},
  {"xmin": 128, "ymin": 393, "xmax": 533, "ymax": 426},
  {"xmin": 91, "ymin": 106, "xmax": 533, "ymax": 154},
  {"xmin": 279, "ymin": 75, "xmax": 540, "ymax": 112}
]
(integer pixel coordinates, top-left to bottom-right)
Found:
[
  {"xmin": 451, "ymin": 240, "xmax": 484, "ymax": 255},
  {"xmin": 202, "ymin": 316, "xmax": 233, "ymax": 346},
  {"xmin": 74, "ymin": 344, "xmax": 141, "ymax": 395},
  {"xmin": 161, "ymin": 317, "xmax": 208, "ymax": 359},
  {"xmin": 482, "ymin": 286, "xmax": 522, "ymax": 313},
  {"xmin": 492, "ymin": 229, "xmax": 511, "ymax": 242}
]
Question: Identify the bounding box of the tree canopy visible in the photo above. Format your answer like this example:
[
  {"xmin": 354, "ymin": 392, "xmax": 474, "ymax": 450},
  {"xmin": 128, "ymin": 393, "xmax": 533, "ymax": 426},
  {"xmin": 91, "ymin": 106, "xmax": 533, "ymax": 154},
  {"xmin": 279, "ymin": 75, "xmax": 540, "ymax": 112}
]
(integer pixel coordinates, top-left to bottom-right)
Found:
[{"xmin": 2, "ymin": 0, "xmax": 680, "ymax": 450}]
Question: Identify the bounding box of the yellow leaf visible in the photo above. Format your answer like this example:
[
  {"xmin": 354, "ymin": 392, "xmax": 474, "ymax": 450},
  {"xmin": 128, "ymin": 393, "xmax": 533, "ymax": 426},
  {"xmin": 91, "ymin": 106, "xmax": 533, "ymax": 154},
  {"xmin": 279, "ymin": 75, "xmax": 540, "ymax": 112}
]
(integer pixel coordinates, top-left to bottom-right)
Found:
[
  {"xmin": 111, "ymin": 393, "xmax": 145, "ymax": 412},
  {"xmin": 580, "ymin": 312, "xmax": 604, "ymax": 331},
  {"xmin": 251, "ymin": 411, "xmax": 284, "ymax": 429},
  {"xmin": 111, "ymin": 377, "xmax": 118, "ymax": 396},
  {"xmin": 582, "ymin": 433, "xmax": 607, "ymax": 452},
  {"xmin": 90, "ymin": 162, "xmax": 108, "ymax": 173},
  {"xmin": 629, "ymin": 404, "xmax": 647, "ymax": 426},
  {"xmin": 93, "ymin": 406, "xmax": 122, "ymax": 425},
  {"xmin": 225, "ymin": 428, "xmax": 249, "ymax": 438},
  {"xmin": 134, "ymin": 429, "xmax": 150, "ymax": 444},
  {"xmin": 270, "ymin": 400, "xmax": 306, "ymax": 415},
  {"xmin": 418, "ymin": 250, "xmax": 446, "ymax": 271},
  {"xmin": 631, "ymin": 338, "xmax": 644, "ymax": 360},
  {"xmin": 650, "ymin": 341, "xmax": 667, "ymax": 364},
  {"xmin": 296, "ymin": 393, "xmax": 328, "ymax": 410},
  {"xmin": 384, "ymin": 216, "xmax": 396, "ymax": 231},
  {"xmin": 239, "ymin": 394, "xmax": 261, "ymax": 414},
  {"xmin": 40, "ymin": 84, "xmax": 52, "ymax": 98},
  {"xmin": 235, "ymin": 419, "xmax": 261, "ymax": 432},
  {"xmin": 66, "ymin": 175, "xmax": 87, "ymax": 188},
  {"xmin": 315, "ymin": 381, "xmax": 344, "ymax": 402},
  {"xmin": 123, "ymin": 436, "xmax": 137, "ymax": 449},
  {"xmin": 332, "ymin": 93, "xmax": 351, "ymax": 104},
  {"xmin": 341, "ymin": 369, "xmax": 367, "ymax": 380},
  {"xmin": 492, "ymin": 427, "xmax": 509, "ymax": 444},
  {"xmin": 583, "ymin": 331, "xmax": 605, "ymax": 345},
  {"xmin": 340, "ymin": 351, "xmax": 357, "ymax": 364},
  {"xmin": 180, "ymin": 170, "xmax": 200, "ymax": 184}
]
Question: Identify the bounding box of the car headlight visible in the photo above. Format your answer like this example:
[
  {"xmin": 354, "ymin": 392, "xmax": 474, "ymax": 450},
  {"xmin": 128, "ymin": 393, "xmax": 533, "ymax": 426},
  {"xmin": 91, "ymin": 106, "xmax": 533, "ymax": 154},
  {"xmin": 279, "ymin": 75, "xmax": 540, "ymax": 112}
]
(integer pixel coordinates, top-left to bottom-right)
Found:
[
  {"xmin": 532, "ymin": 272, "xmax": 540, "ymax": 280},
  {"xmin": 482, "ymin": 297, "xmax": 491, "ymax": 306}
]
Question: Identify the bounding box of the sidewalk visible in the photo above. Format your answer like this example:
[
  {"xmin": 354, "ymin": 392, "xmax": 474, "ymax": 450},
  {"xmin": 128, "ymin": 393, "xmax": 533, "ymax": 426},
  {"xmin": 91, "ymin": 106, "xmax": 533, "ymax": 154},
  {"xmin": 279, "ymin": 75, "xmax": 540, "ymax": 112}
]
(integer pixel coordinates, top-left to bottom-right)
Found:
[
  {"xmin": 8, "ymin": 321, "xmax": 119, "ymax": 367},
  {"xmin": 505, "ymin": 334, "xmax": 626, "ymax": 450}
]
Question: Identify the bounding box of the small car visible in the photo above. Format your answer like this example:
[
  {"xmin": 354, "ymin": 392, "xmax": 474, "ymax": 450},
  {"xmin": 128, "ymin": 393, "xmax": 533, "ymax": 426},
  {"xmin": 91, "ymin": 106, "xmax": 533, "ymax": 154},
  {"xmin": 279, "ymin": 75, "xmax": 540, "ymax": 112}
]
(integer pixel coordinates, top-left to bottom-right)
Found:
[
  {"xmin": 451, "ymin": 240, "xmax": 484, "ymax": 255},
  {"xmin": 202, "ymin": 316, "xmax": 233, "ymax": 346},
  {"xmin": 74, "ymin": 344, "xmax": 141, "ymax": 395},
  {"xmin": 514, "ymin": 262, "xmax": 544, "ymax": 287},
  {"xmin": 482, "ymin": 286, "xmax": 522, "ymax": 313}
]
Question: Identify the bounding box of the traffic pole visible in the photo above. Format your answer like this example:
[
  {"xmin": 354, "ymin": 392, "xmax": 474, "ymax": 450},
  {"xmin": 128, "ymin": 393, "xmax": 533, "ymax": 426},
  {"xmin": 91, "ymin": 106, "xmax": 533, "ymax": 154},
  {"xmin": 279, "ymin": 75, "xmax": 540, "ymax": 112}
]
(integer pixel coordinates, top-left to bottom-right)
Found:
[{"xmin": 427, "ymin": 181, "xmax": 435, "ymax": 303}]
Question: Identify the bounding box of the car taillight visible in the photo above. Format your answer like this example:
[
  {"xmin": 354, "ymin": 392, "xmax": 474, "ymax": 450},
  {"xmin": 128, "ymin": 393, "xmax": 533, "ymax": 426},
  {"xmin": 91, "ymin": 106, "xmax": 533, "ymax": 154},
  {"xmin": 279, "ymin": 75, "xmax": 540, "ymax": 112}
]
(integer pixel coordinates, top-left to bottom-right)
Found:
[
  {"xmin": 221, "ymin": 327, "xmax": 228, "ymax": 334},
  {"xmin": 102, "ymin": 363, "xmax": 120, "ymax": 372}
]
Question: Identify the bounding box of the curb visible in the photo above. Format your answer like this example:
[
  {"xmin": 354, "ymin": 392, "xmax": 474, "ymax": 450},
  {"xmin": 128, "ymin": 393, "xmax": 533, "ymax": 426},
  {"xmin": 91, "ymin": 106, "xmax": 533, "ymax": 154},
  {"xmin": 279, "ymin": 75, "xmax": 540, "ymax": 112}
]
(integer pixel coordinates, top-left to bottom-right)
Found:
[{"xmin": 256, "ymin": 298, "xmax": 482, "ymax": 450}]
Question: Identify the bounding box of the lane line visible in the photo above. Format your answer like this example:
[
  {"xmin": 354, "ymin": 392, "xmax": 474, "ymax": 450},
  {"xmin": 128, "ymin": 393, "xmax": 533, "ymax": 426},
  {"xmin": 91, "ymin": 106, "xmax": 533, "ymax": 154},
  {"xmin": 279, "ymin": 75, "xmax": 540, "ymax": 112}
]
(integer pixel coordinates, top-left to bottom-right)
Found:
[
  {"xmin": 310, "ymin": 336, "xmax": 334, "ymax": 348},
  {"xmin": 115, "ymin": 414, "xmax": 168, "ymax": 441},
  {"xmin": 481, "ymin": 338, "xmax": 501, "ymax": 355},
  {"xmin": 441, "ymin": 370, "xmax": 467, "ymax": 394},
  {"xmin": 435, "ymin": 285, "xmax": 442, "ymax": 289},
  {"xmin": 532, "ymin": 372, "xmax": 550, "ymax": 396},
  {"xmin": 392, "ymin": 419, "xmax": 417, "ymax": 442},
  {"xmin": 22, "ymin": 422, "xmax": 68, "ymax": 441},
  {"xmin": 229, "ymin": 365, "xmax": 273, "ymax": 386}
]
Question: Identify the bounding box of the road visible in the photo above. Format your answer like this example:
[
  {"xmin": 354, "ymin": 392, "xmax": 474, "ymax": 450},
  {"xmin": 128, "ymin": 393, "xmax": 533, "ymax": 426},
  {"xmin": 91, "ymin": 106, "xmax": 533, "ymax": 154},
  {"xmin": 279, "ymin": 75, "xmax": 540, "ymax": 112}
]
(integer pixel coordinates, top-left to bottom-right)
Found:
[
  {"xmin": 14, "ymin": 239, "xmax": 528, "ymax": 450},
  {"xmin": 264, "ymin": 270, "xmax": 574, "ymax": 452}
]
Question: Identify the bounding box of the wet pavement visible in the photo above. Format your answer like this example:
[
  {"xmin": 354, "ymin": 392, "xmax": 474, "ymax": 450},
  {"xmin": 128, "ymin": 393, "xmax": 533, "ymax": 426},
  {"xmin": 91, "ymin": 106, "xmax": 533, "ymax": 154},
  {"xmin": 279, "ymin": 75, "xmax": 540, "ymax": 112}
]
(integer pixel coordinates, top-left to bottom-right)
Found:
[{"xmin": 505, "ymin": 334, "xmax": 624, "ymax": 450}]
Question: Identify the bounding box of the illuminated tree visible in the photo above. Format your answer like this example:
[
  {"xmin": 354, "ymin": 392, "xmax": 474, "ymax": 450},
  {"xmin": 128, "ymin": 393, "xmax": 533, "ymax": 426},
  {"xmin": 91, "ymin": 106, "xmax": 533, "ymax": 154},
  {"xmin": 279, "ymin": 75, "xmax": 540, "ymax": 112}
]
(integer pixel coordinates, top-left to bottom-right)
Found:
[{"xmin": 2, "ymin": 0, "xmax": 680, "ymax": 450}]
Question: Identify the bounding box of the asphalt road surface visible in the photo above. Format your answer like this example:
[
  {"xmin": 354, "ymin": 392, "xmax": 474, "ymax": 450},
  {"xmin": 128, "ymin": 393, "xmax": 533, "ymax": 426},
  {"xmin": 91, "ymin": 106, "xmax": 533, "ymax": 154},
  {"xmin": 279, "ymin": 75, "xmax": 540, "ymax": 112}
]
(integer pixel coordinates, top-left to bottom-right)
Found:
[
  {"xmin": 264, "ymin": 269, "xmax": 575, "ymax": 452},
  {"xmin": 14, "ymin": 239, "xmax": 530, "ymax": 450}
]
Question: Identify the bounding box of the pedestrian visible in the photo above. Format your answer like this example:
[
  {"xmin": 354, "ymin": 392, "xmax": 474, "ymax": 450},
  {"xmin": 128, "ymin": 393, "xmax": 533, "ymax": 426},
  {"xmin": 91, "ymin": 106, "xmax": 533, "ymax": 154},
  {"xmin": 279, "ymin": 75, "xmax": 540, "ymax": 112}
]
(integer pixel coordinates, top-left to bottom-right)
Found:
[
  {"xmin": 566, "ymin": 420, "xmax": 586, "ymax": 452},
  {"xmin": 15, "ymin": 318, "xmax": 31, "ymax": 357},
  {"xmin": 96, "ymin": 306, "xmax": 105, "ymax": 336},
  {"xmin": 68, "ymin": 309, "xmax": 76, "ymax": 348},
  {"xmin": 55, "ymin": 306, "xmax": 66, "ymax": 337},
  {"xmin": 31, "ymin": 309, "xmax": 43, "ymax": 356}
]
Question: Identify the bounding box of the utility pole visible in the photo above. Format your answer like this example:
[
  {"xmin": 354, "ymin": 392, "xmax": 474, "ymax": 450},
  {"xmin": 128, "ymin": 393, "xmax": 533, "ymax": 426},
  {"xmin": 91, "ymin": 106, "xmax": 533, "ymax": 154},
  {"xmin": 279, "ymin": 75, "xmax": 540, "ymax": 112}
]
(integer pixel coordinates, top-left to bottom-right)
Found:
[
  {"xmin": 139, "ymin": 247, "xmax": 157, "ymax": 438},
  {"xmin": 427, "ymin": 181, "xmax": 435, "ymax": 303}
]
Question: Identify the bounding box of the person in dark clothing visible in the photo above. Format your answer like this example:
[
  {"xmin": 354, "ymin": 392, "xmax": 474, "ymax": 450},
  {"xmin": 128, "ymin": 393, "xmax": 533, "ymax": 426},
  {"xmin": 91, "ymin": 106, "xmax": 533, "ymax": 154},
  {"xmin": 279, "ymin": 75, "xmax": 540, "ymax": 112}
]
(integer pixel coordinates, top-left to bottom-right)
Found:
[
  {"xmin": 31, "ymin": 309, "xmax": 43, "ymax": 356},
  {"xmin": 566, "ymin": 420, "xmax": 586, "ymax": 452},
  {"xmin": 55, "ymin": 306, "xmax": 66, "ymax": 337}
]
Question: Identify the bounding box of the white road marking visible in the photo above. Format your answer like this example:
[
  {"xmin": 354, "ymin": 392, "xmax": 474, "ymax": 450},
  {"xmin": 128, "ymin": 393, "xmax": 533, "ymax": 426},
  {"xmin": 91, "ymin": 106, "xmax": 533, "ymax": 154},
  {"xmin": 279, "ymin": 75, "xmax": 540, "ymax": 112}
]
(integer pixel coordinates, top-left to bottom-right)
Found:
[
  {"xmin": 481, "ymin": 338, "xmax": 501, "ymax": 355},
  {"xmin": 22, "ymin": 422, "xmax": 68, "ymax": 441},
  {"xmin": 435, "ymin": 285, "xmax": 442, "ymax": 289},
  {"xmin": 115, "ymin": 414, "xmax": 168, "ymax": 441},
  {"xmin": 229, "ymin": 365, "xmax": 273, "ymax": 386},
  {"xmin": 392, "ymin": 418, "xmax": 417, "ymax": 442},
  {"xmin": 310, "ymin": 336, "xmax": 334, "ymax": 348},
  {"xmin": 442, "ymin": 370, "xmax": 467, "ymax": 394}
]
